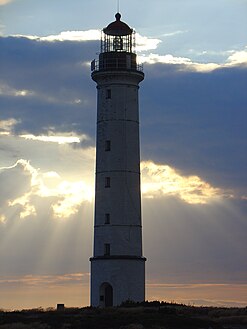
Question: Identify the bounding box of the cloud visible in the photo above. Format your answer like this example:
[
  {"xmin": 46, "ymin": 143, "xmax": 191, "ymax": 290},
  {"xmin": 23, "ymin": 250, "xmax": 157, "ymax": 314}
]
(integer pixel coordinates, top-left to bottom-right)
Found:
[
  {"xmin": 143, "ymin": 196, "xmax": 247, "ymax": 287},
  {"xmin": 0, "ymin": 158, "xmax": 93, "ymax": 278},
  {"xmin": 146, "ymin": 282, "xmax": 247, "ymax": 308},
  {"xmin": 0, "ymin": 83, "xmax": 33, "ymax": 97},
  {"xmin": 0, "ymin": 159, "xmax": 93, "ymax": 220},
  {"xmin": 2, "ymin": 156, "xmax": 228, "ymax": 224},
  {"xmin": 227, "ymin": 46, "xmax": 247, "ymax": 65},
  {"xmin": 1, "ymin": 275, "xmax": 246, "ymax": 309},
  {"xmin": 138, "ymin": 53, "xmax": 219, "ymax": 72},
  {"xmin": 0, "ymin": 156, "xmax": 230, "ymax": 220},
  {"xmin": 140, "ymin": 62, "xmax": 247, "ymax": 195},
  {"xmin": 141, "ymin": 161, "xmax": 229, "ymax": 204},
  {"xmin": 0, "ymin": 118, "xmax": 20, "ymax": 135},
  {"xmin": 0, "ymin": 0, "xmax": 14, "ymax": 5},
  {"xmin": 10, "ymin": 31, "xmax": 162, "ymax": 54},
  {"xmin": 0, "ymin": 36, "xmax": 246, "ymax": 194},
  {"xmin": 0, "ymin": 159, "xmax": 33, "ymax": 208},
  {"xmin": 0, "ymin": 36, "xmax": 97, "ymax": 138},
  {"xmin": 11, "ymin": 31, "xmax": 161, "ymax": 52},
  {"xmin": 13, "ymin": 30, "xmax": 101, "ymax": 42},
  {"xmin": 161, "ymin": 30, "xmax": 188, "ymax": 38},
  {"xmin": 136, "ymin": 33, "xmax": 161, "ymax": 52},
  {"xmin": 140, "ymin": 53, "xmax": 192, "ymax": 65},
  {"xmin": 0, "ymin": 35, "xmax": 246, "ymax": 307},
  {"xmin": 19, "ymin": 133, "xmax": 86, "ymax": 145},
  {"xmin": 140, "ymin": 47, "xmax": 247, "ymax": 72},
  {"xmin": 0, "ymin": 273, "xmax": 90, "ymax": 309},
  {"xmin": 0, "ymin": 35, "xmax": 246, "ymax": 194},
  {"xmin": 0, "ymin": 215, "xmax": 6, "ymax": 224},
  {"xmin": 0, "ymin": 273, "xmax": 89, "ymax": 287}
]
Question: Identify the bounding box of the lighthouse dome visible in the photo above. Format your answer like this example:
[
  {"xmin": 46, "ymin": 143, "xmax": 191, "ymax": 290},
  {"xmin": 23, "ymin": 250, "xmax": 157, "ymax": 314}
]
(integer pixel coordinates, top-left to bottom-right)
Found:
[{"xmin": 103, "ymin": 13, "xmax": 133, "ymax": 36}]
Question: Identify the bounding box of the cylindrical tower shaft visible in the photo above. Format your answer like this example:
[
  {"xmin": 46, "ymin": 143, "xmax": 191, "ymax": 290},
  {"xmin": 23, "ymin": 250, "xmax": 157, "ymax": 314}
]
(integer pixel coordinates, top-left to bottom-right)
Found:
[{"xmin": 90, "ymin": 13, "xmax": 146, "ymax": 307}]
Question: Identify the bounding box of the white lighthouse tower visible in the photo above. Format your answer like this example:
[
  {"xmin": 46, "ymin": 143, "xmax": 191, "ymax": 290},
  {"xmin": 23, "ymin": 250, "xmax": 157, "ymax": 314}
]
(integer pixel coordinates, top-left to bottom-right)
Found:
[{"xmin": 90, "ymin": 12, "xmax": 146, "ymax": 307}]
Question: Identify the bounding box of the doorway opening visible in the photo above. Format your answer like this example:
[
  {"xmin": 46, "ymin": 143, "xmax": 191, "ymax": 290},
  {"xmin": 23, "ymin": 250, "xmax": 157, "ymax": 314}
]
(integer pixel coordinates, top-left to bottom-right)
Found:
[{"xmin": 99, "ymin": 282, "xmax": 113, "ymax": 307}]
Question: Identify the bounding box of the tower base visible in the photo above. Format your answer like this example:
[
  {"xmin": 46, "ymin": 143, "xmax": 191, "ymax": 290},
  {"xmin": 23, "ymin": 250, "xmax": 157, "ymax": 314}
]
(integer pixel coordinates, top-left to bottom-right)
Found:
[{"xmin": 90, "ymin": 257, "xmax": 146, "ymax": 307}]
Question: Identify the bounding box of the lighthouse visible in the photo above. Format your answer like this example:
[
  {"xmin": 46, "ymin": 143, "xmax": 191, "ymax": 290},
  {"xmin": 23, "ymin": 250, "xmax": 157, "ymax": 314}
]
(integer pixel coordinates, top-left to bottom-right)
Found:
[{"xmin": 90, "ymin": 12, "xmax": 146, "ymax": 307}]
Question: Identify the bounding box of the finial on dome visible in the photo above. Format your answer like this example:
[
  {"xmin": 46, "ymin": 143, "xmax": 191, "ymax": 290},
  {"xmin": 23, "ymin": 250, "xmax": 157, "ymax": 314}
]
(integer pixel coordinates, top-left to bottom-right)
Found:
[{"xmin": 115, "ymin": 13, "xmax": 121, "ymax": 21}]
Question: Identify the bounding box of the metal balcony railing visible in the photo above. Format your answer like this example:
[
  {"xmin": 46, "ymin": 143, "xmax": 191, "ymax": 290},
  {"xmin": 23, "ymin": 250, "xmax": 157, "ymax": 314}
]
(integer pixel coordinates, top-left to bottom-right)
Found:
[{"xmin": 91, "ymin": 59, "xmax": 143, "ymax": 73}]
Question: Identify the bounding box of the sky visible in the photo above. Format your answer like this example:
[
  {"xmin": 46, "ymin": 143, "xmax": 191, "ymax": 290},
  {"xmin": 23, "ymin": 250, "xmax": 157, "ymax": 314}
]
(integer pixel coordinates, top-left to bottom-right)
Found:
[{"xmin": 0, "ymin": 0, "xmax": 247, "ymax": 310}]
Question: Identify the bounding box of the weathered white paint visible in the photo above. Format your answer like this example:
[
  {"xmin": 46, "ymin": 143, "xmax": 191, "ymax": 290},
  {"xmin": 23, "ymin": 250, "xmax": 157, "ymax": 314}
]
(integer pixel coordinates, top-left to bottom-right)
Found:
[
  {"xmin": 91, "ymin": 258, "xmax": 145, "ymax": 307},
  {"xmin": 90, "ymin": 20, "xmax": 146, "ymax": 306},
  {"xmin": 90, "ymin": 68, "xmax": 145, "ymax": 307}
]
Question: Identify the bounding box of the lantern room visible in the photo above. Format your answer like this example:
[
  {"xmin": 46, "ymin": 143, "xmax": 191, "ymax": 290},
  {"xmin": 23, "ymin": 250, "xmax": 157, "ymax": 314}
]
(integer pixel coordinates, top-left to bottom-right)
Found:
[
  {"xmin": 91, "ymin": 13, "xmax": 143, "ymax": 73},
  {"xmin": 101, "ymin": 13, "xmax": 134, "ymax": 53}
]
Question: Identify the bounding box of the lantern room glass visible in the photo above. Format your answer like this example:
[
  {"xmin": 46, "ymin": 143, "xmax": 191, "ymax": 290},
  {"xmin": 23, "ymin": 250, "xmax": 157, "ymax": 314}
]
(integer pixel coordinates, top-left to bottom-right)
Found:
[{"xmin": 101, "ymin": 32, "xmax": 135, "ymax": 53}]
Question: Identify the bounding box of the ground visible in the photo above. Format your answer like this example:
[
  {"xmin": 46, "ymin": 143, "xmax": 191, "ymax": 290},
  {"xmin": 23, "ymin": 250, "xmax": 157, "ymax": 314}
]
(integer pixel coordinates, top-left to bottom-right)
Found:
[{"xmin": 0, "ymin": 302, "xmax": 246, "ymax": 329}]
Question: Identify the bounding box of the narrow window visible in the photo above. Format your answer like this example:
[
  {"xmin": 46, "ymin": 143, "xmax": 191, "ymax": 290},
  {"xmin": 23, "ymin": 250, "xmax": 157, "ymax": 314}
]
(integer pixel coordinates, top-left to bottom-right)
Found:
[
  {"xmin": 105, "ymin": 177, "xmax": 110, "ymax": 188},
  {"xmin": 104, "ymin": 243, "xmax": 110, "ymax": 256},
  {"xmin": 105, "ymin": 213, "xmax": 110, "ymax": 224},
  {"xmin": 105, "ymin": 140, "xmax": 111, "ymax": 151},
  {"xmin": 106, "ymin": 89, "xmax": 111, "ymax": 99}
]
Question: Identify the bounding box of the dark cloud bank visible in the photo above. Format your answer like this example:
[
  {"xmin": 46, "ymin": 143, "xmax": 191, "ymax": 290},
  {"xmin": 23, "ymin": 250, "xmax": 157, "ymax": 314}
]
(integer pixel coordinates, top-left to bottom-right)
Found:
[
  {"xmin": 1, "ymin": 36, "xmax": 246, "ymax": 192},
  {"xmin": 141, "ymin": 63, "xmax": 247, "ymax": 192},
  {"xmin": 0, "ymin": 36, "xmax": 247, "ymax": 285}
]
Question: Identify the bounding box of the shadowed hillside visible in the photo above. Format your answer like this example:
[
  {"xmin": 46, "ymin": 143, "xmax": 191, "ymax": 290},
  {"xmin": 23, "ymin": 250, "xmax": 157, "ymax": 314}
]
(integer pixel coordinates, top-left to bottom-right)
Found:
[{"xmin": 0, "ymin": 302, "xmax": 247, "ymax": 329}]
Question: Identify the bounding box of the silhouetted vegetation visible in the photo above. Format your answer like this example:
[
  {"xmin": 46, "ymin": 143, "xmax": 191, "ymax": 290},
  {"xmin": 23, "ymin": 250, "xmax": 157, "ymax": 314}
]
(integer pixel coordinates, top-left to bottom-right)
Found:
[{"xmin": 0, "ymin": 302, "xmax": 246, "ymax": 329}]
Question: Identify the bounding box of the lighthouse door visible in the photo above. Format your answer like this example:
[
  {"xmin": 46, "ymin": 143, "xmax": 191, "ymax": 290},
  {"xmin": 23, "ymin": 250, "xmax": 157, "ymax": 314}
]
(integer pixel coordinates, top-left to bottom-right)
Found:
[
  {"xmin": 100, "ymin": 282, "xmax": 113, "ymax": 307},
  {"xmin": 105, "ymin": 284, "xmax": 113, "ymax": 307}
]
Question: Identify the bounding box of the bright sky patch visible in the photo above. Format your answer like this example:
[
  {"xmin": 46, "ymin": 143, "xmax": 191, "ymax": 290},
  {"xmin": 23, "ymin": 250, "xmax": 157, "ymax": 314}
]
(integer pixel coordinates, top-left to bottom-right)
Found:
[
  {"xmin": 0, "ymin": 119, "xmax": 19, "ymax": 136},
  {"xmin": 1, "ymin": 159, "xmax": 93, "ymax": 220},
  {"xmin": 141, "ymin": 161, "xmax": 223, "ymax": 204},
  {"xmin": 20, "ymin": 133, "xmax": 85, "ymax": 144},
  {"xmin": 0, "ymin": 0, "xmax": 13, "ymax": 5}
]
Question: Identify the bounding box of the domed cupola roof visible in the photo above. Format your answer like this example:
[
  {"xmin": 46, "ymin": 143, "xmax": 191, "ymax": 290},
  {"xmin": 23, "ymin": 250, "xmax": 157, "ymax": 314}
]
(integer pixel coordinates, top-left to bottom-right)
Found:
[{"xmin": 103, "ymin": 13, "xmax": 133, "ymax": 36}]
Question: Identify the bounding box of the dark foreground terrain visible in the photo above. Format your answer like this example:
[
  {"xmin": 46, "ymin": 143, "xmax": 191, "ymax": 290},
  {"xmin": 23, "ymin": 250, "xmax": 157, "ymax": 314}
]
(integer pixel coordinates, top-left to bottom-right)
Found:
[{"xmin": 0, "ymin": 302, "xmax": 246, "ymax": 329}]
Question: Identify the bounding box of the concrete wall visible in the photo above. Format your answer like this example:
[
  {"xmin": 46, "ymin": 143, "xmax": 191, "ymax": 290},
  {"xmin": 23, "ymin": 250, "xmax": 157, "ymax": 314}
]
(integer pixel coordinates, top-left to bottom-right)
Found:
[
  {"xmin": 91, "ymin": 70, "xmax": 145, "ymax": 307},
  {"xmin": 91, "ymin": 258, "xmax": 145, "ymax": 307}
]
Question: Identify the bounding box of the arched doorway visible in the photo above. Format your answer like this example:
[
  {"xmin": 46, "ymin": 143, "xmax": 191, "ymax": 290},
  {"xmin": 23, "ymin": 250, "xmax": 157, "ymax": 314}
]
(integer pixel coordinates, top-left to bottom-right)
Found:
[{"xmin": 99, "ymin": 282, "xmax": 113, "ymax": 307}]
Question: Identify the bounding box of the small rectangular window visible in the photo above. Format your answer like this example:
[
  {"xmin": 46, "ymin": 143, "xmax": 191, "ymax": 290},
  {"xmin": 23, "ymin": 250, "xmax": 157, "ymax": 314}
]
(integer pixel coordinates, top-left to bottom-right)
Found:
[
  {"xmin": 105, "ymin": 213, "xmax": 110, "ymax": 224},
  {"xmin": 105, "ymin": 177, "xmax": 110, "ymax": 188},
  {"xmin": 104, "ymin": 243, "xmax": 110, "ymax": 256},
  {"xmin": 105, "ymin": 140, "xmax": 111, "ymax": 151},
  {"xmin": 106, "ymin": 89, "xmax": 111, "ymax": 99},
  {"xmin": 126, "ymin": 55, "xmax": 131, "ymax": 69}
]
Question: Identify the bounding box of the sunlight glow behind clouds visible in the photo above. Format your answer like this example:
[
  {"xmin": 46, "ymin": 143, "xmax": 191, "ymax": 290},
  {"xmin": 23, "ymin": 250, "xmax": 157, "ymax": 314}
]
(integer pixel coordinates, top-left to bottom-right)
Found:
[
  {"xmin": 0, "ymin": 119, "xmax": 90, "ymax": 145},
  {"xmin": 139, "ymin": 53, "xmax": 191, "ymax": 64},
  {"xmin": 0, "ymin": 215, "xmax": 6, "ymax": 224},
  {"xmin": 9, "ymin": 31, "xmax": 247, "ymax": 72},
  {"xmin": 0, "ymin": 273, "xmax": 89, "ymax": 286},
  {"xmin": 0, "ymin": 118, "xmax": 20, "ymax": 136},
  {"xmin": 139, "ymin": 47, "xmax": 247, "ymax": 72},
  {"xmin": 0, "ymin": 4, "xmax": 246, "ymax": 310},
  {"xmin": 12, "ymin": 30, "xmax": 101, "ymax": 42},
  {"xmin": 135, "ymin": 33, "xmax": 161, "ymax": 52},
  {"xmin": 0, "ymin": 157, "xmax": 232, "ymax": 223},
  {"xmin": 51, "ymin": 181, "xmax": 93, "ymax": 219},
  {"xmin": 9, "ymin": 198, "xmax": 36, "ymax": 219},
  {"xmin": 39, "ymin": 30, "xmax": 101, "ymax": 42},
  {"xmin": 227, "ymin": 47, "xmax": 247, "ymax": 65},
  {"xmin": 12, "ymin": 31, "xmax": 161, "ymax": 52},
  {"xmin": 139, "ymin": 53, "xmax": 220, "ymax": 72},
  {"xmin": 141, "ymin": 161, "xmax": 225, "ymax": 204},
  {"xmin": 0, "ymin": 83, "xmax": 33, "ymax": 97},
  {"xmin": 1, "ymin": 274, "xmax": 246, "ymax": 309},
  {"xmin": 20, "ymin": 133, "xmax": 85, "ymax": 144},
  {"xmin": 1, "ymin": 159, "xmax": 93, "ymax": 220},
  {"xmin": 0, "ymin": 0, "xmax": 13, "ymax": 5}
]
